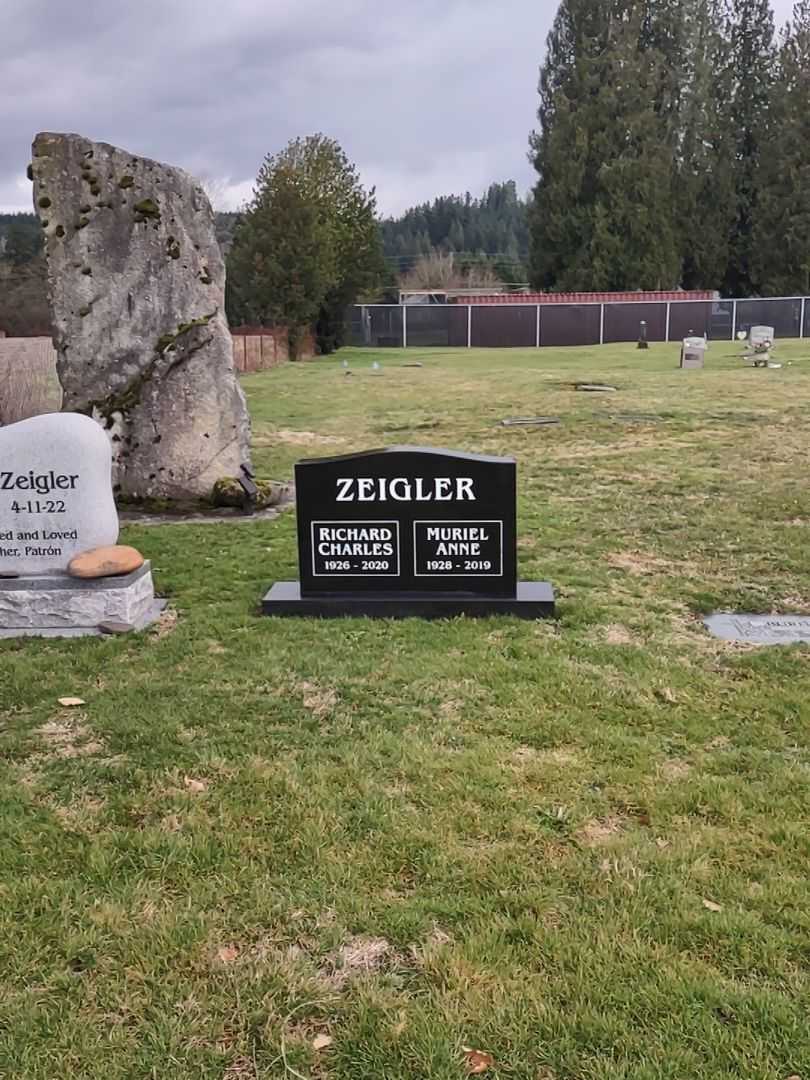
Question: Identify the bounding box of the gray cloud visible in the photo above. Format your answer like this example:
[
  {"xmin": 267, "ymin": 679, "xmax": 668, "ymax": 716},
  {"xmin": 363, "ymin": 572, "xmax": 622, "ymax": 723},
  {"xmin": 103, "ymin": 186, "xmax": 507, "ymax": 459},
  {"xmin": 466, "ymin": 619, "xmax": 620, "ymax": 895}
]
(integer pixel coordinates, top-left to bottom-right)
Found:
[{"xmin": 0, "ymin": 0, "xmax": 798, "ymax": 217}]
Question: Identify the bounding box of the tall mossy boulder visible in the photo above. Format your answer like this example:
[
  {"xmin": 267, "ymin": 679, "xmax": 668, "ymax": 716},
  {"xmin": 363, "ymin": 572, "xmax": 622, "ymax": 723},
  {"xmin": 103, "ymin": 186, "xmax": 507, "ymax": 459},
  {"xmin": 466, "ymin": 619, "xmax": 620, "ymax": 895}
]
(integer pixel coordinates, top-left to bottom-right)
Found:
[{"xmin": 31, "ymin": 132, "xmax": 251, "ymax": 501}]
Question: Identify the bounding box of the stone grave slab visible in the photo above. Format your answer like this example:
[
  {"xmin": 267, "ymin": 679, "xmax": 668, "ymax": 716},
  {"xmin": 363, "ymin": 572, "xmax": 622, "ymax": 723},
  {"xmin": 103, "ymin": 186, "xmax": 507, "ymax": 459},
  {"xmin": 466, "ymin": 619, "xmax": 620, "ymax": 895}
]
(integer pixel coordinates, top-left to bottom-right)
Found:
[
  {"xmin": 680, "ymin": 337, "xmax": 706, "ymax": 369},
  {"xmin": 0, "ymin": 413, "xmax": 118, "ymax": 574},
  {"xmin": 704, "ymin": 613, "xmax": 810, "ymax": 645},
  {"xmin": 263, "ymin": 446, "xmax": 555, "ymax": 619},
  {"xmin": 0, "ymin": 411, "xmax": 163, "ymax": 637}
]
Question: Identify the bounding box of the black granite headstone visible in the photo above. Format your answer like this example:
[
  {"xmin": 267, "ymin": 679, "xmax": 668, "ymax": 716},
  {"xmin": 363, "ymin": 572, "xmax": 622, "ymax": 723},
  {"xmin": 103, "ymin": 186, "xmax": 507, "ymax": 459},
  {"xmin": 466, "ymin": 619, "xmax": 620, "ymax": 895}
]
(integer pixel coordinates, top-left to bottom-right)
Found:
[{"xmin": 262, "ymin": 446, "xmax": 554, "ymax": 619}]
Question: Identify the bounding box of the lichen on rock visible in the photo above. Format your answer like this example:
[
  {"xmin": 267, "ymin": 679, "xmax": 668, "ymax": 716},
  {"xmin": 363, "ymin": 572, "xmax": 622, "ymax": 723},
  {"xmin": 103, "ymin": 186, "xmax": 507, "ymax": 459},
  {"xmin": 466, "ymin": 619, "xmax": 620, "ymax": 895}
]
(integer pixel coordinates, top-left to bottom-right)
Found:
[{"xmin": 32, "ymin": 131, "xmax": 251, "ymax": 502}]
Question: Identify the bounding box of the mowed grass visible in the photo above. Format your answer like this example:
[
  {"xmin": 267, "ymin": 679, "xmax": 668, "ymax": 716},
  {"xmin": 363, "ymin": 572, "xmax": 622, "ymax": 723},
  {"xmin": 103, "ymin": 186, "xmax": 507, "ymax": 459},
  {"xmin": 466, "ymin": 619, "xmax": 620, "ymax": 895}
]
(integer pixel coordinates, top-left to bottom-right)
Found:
[{"xmin": 2, "ymin": 341, "xmax": 810, "ymax": 1079}]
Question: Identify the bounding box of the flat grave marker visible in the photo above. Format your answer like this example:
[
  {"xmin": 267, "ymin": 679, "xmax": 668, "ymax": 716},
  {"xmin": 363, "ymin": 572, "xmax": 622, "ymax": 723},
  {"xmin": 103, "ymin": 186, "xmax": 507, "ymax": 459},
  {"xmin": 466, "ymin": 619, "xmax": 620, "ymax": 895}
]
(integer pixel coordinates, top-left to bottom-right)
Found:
[{"xmin": 704, "ymin": 613, "xmax": 810, "ymax": 645}]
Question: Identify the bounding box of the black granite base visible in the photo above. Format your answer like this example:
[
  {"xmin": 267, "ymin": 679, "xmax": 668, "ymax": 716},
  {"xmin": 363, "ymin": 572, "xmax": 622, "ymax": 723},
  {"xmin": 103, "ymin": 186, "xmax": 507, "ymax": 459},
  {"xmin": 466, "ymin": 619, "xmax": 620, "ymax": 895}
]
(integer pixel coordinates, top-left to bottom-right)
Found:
[{"xmin": 262, "ymin": 581, "xmax": 555, "ymax": 619}]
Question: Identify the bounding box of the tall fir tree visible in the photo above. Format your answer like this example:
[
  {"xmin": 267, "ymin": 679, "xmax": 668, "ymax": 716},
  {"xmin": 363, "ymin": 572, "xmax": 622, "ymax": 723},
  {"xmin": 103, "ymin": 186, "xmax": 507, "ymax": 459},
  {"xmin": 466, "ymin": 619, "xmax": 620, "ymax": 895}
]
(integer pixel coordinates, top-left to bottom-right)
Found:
[
  {"xmin": 722, "ymin": 0, "xmax": 776, "ymax": 296},
  {"xmin": 529, "ymin": 1, "xmax": 681, "ymax": 291},
  {"xmin": 673, "ymin": 0, "xmax": 737, "ymax": 288},
  {"xmin": 751, "ymin": 0, "xmax": 810, "ymax": 295}
]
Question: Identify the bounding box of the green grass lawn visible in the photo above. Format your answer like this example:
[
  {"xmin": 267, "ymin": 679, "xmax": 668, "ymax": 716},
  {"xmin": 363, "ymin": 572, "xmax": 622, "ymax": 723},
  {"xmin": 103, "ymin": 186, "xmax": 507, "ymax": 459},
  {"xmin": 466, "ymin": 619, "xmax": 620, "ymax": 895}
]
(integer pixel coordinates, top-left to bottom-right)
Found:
[{"xmin": 2, "ymin": 341, "xmax": 810, "ymax": 1079}]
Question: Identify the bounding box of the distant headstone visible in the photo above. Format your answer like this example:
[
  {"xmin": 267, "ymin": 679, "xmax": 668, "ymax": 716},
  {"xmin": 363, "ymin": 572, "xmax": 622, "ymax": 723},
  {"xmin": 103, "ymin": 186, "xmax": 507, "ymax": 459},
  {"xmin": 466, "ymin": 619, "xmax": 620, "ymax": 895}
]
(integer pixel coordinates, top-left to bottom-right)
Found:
[
  {"xmin": 0, "ymin": 413, "xmax": 118, "ymax": 574},
  {"xmin": 680, "ymin": 337, "xmax": 706, "ymax": 369},
  {"xmin": 749, "ymin": 326, "xmax": 775, "ymax": 348},
  {"xmin": 263, "ymin": 446, "xmax": 554, "ymax": 618},
  {"xmin": 705, "ymin": 613, "xmax": 810, "ymax": 645},
  {"xmin": 576, "ymin": 384, "xmax": 617, "ymax": 393}
]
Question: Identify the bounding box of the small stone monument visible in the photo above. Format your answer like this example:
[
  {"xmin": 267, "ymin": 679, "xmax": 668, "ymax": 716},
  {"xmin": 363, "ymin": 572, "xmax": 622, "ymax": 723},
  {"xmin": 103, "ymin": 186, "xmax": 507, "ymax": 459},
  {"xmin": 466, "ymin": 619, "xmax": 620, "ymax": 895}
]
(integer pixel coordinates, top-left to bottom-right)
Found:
[
  {"xmin": 749, "ymin": 326, "xmax": 775, "ymax": 348},
  {"xmin": 0, "ymin": 413, "xmax": 164, "ymax": 636},
  {"xmin": 680, "ymin": 336, "xmax": 706, "ymax": 369}
]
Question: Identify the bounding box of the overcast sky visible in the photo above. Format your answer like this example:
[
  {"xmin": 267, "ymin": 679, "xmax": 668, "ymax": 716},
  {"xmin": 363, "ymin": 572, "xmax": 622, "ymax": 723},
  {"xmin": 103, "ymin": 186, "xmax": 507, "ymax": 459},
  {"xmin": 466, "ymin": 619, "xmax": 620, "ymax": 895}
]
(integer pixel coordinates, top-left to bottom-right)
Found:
[{"xmin": 0, "ymin": 0, "xmax": 798, "ymax": 219}]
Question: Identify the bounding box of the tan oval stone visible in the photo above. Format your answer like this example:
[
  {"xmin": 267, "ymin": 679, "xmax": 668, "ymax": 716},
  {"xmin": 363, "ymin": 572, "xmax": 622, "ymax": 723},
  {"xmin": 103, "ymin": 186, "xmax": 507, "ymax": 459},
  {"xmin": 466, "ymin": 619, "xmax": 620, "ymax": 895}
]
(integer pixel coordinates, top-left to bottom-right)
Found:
[{"xmin": 68, "ymin": 545, "xmax": 144, "ymax": 579}]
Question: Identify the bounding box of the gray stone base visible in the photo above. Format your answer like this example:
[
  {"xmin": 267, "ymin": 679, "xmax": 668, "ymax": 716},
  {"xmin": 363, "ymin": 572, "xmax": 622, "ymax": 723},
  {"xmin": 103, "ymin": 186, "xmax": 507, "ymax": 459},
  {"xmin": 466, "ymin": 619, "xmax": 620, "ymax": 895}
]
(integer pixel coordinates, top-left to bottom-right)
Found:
[
  {"xmin": 0, "ymin": 561, "xmax": 160, "ymax": 634},
  {"xmin": 0, "ymin": 599, "xmax": 167, "ymax": 639}
]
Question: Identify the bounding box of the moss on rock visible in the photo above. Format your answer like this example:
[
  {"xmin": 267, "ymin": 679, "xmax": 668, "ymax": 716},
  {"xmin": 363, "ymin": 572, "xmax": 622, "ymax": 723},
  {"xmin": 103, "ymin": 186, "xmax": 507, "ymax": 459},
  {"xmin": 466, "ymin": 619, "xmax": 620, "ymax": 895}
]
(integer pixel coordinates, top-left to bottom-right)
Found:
[{"xmin": 212, "ymin": 476, "xmax": 279, "ymax": 511}]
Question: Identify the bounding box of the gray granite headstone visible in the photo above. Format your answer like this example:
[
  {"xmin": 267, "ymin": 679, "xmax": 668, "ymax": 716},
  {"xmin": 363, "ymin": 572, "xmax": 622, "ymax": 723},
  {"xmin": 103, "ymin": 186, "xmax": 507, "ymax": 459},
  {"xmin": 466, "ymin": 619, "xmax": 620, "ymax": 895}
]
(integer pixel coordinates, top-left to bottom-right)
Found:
[
  {"xmin": 680, "ymin": 337, "xmax": 706, "ymax": 369},
  {"xmin": 750, "ymin": 326, "xmax": 775, "ymax": 347},
  {"xmin": 705, "ymin": 613, "xmax": 810, "ymax": 645},
  {"xmin": 0, "ymin": 412, "xmax": 118, "ymax": 574}
]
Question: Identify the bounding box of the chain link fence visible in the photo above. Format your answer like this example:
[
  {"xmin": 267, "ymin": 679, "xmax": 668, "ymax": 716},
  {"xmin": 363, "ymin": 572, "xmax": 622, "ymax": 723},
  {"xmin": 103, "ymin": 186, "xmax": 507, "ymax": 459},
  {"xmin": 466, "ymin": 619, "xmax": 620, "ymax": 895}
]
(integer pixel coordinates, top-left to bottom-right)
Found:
[{"xmin": 349, "ymin": 297, "xmax": 809, "ymax": 349}]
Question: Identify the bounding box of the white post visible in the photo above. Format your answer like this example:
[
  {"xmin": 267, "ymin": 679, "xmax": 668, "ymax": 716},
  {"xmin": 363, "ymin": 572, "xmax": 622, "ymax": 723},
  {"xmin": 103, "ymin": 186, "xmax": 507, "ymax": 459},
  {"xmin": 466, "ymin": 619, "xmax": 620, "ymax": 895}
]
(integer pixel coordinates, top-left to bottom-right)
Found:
[
  {"xmin": 801, "ymin": 297, "xmax": 806, "ymax": 339},
  {"xmin": 402, "ymin": 303, "xmax": 407, "ymax": 349},
  {"xmin": 665, "ymin": 302, "xmax": 671, "ymax": 343},
  {"xmin": 731, "ymin": 299, "xmax": 737, "ymax": 341},
  {"xmin": 467, "ymin": 304, "xmax": 472, "ymax": 348},
  {"xmin": 536, "ymin": 304, "xmax": 541, "ymax": 348},
  {"xmin": 599, "ymin": 303, "xmax": 605, "ymax": 346}
]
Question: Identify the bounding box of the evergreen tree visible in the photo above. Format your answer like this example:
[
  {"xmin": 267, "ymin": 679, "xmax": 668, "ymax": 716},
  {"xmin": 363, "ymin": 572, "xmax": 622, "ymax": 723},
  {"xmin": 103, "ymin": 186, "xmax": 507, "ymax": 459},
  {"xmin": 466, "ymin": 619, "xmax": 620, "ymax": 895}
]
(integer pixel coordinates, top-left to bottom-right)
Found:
[
  {"xmin": 0, "ymin": 256, "xmax": 50, "ymax": 337},
  {"xmin": 673, "ymin": 0, "xmax": 737, "ymax": 288},
  {"xmin": 529, "ymin": 1, "xmax": 681, "ymax": 291},
  {"xmin": 751, "ymin": 0, "xmax": 810, "ymax": 294},
  {"xmin": 226, "ymin": 135, "xmax": 382, "ymax": 356},
  {"xmin": 0, "ymin": 213, "xmax": 42, "ymax": 265},
  {"xmin": 723, "ymin": 0, "xmax": 776, "ymax": 295},
  {"xmin": 226, "ymin": 164, "xmax": 330, "ymax": 355}
]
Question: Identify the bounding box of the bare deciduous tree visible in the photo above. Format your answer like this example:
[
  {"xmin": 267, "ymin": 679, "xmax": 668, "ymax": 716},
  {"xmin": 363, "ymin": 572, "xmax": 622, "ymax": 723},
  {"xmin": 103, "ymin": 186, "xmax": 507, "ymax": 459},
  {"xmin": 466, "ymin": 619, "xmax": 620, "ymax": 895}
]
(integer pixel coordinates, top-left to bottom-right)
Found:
[{"xmin": 400, "ymin": 252, "xmax": 501, "ymax": 292}]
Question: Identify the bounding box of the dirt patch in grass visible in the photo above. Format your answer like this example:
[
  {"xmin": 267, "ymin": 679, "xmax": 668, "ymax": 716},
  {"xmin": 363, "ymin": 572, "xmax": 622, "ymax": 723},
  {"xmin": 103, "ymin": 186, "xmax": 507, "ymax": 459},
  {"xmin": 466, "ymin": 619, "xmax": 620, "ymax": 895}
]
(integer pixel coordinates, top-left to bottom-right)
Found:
[
  {"xmin": 298, "ymin": 680, "xmax": 339, "ymax": 717},
  {"xmin": 320, "ymin": 935, "xmax": 398, "ymax": 989},
  {"xmin": 52, "ymin": 795, "xmax": 106, "ymax": 832},
  {"xmin": 409, "ymin": 925, "xmax": 453, "ymax": 967},
  {"xmin": 659, "ymin": 758, "xmax": 693, "ymax": 782},
  {"xmin": 705, "ymin": 735, "xmax": 731, "ymax": 751},
  {"xmin": 223, "ymin": 1058, "xmax": 256, "ymax": 1078},
  {"xmin": 37, "ymin": 717, "xmax": 104, "ymax": 760},
  {"xmin": 439, "ymin": 698, "xmax": 463, "ymax": 720},
  {"xmin": 775, "ymin": 594, "xmax": 810, "ymax": 613},
  {"xmin": 511, "ymin": 745, "xmax": 581, "ymax": 769},
  {"xmin": 260, "ymin": 429, "xmax": 346, "ymax": 447},
  {"xmin": 151, "ymin": 606, "xmax": 178, "ymax": 639},
  {"xmin": 602, "ymin": 623, "xmax": 637, "ymax": 645},
  {"xmin": 607, "ymin": 551, "xmax": 676, "ymax": 576},
  {"xmin": 579, "ymin": 815, "xmax": 627, "ymax": 846}
]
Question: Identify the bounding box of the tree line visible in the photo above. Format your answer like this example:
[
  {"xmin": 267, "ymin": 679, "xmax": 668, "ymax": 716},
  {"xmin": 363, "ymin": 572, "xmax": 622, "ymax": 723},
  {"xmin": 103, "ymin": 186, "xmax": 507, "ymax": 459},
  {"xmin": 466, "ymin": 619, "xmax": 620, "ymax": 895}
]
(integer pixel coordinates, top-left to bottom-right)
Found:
[
  {"xmin": 3, "ymin": 0, "xmax": 808, "ymax": 343},
  {"xmin": 529, "ymin": 0, "xmax": 810, "ymax": 296},
  {"xmin": 379, "ymin": 182, "xmax": 531, "ymax": 286}
]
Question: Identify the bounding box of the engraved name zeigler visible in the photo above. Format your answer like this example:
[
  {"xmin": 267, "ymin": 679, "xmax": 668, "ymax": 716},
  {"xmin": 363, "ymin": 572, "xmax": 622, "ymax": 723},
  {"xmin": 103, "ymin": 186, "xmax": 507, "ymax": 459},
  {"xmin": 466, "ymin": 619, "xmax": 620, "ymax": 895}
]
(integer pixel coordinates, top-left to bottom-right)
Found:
[
  {"xmin": 335, "ymin": 476, "xmax": 476, "ymax": 502},
  {"xmin": 263, "ymin": 445, "xmax": 556, "ymax": 618},
  {"xmin": 1, "ymin": 470, "xmax": 80, "ymax": 493}
]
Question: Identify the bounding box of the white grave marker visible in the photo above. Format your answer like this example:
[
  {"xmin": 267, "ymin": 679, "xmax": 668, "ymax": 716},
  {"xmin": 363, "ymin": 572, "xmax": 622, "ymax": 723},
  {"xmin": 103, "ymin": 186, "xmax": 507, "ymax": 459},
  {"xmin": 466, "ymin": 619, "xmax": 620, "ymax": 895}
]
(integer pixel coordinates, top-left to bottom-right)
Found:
[{"xmin": 0, "ymin": 413, "xmax": 119, "ymax": 574}]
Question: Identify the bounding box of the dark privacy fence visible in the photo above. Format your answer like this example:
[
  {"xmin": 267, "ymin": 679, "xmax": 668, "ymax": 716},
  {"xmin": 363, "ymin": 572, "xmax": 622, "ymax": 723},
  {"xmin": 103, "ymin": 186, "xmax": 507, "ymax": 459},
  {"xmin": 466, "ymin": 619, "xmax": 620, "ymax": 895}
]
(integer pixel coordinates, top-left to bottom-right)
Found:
[{"xmin": 348, "ymin": 297, "xmax": 810, "ymax": 349}]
